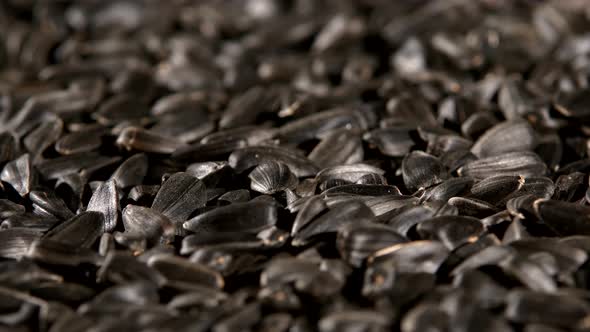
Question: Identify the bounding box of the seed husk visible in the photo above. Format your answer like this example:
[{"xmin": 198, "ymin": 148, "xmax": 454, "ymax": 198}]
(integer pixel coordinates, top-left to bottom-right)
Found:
[
  {"xmin": 402, "ymin": 151, "xmax": 447, "ymax": 192},
  {"xmin": 458, "ymin": 152, "xmax": 548, "ymax": 180},
  {"xmin": 471, "ymin": 120, "xmax": 537, "ymax": 158},
  {"xmin": 86, "ymin": 179, "xmax": 119, "ymax": 233},
  {"xmin": 151, "ymin": 172, "xmax": 207, "ymax": 226},
  {"xmin": 249, "ymin": 161, "xmax": 298, "ymax": 194},
  {"xmin": 1, "ymin": 153, "xmax": 35, "ymax": 197}
]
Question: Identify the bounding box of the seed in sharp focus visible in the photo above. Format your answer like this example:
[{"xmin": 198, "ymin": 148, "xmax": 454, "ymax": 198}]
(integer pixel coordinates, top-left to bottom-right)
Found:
[
  {"xmin": 44, "ymin": 211, "xmax": 104, "ymax": 248},
  {"xmin": 151, "ymin": 172, "xmax": 206, "ymax": 225},
  {"xmin": 458, "ymin": 151, "xmax": 548, "ymax": 180},
  {"xmin": 121, "ymin": 205, "xmax": 174, "ymax": 244},
  {"xmin": 183, "ymin": 200, "xmax": 277, "ymax": 235},
  {"xmin": 292, "ymin": 200, "xmax": 374, "ymax": 247},
  {"xmin": 248, "ymin": 161, "xmax": 298, "ymax": 194},
  {"xmin": 30, "ymin": 190, "xmax": 75, "ymax": 221},
  {"xmin": 86, "ymin": 179, "xmax": 119, "ymax": 233},
  {"xmin": 401, "ymin": 151, "xmax": 447, "ymax": 193}
]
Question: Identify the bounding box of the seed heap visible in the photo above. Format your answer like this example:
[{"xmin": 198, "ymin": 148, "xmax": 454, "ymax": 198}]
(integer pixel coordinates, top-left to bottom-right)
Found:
[{"xmin": 2, "ymin": 1, "xmax": 590, "ymax": 331}]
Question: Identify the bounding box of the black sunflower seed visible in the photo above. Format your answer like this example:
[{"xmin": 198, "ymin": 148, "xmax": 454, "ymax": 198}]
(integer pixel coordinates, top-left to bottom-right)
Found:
[
  {"xmin": 116, "ymin": 127, "xmax": 187, "ymax": 154},
  {"xmin": 319, "ymin": 310, "xmax": 390, "ymax": 332},
  {"xmin": 229, "ymin": 146, "xmax": 319, "ymax": 177},
  {"xmin": 24, "ymin": 117, "xmax": 63, "ymax": 161},
  {"xmin": 55, "ymin": 126, "xmax": 106, "ymax": 155},
  {"xmin": 385, "ymin": 205, "xmax": 436, "ymax": 236},
  {"xmin": 363, "ymin": 126, "xmax": 415, "ymax": 158},
  {"xmin": 218, "ymin": 189, "xmax": 251, "ymax": 205},
  {"xmin": 505, "ymin": 290, "xmax": 590, "ymax": 327},
  {"xmin": 219, "ymin": 86, "xmax": 279, "ymax": 129},
  {"xmin": 323, "ymin": 184, "xmax": 401, "ymax": 197},
  {"xmin": 309, "ymin": 129, "xmax": 364, "ymax": 168},
  {"xmin": 458, "ymin": 152, "xmax": 548, "ymax": 180},
  {"xmin": 0, "ymin": 133, "xmax": 18, "ymax": 165},
  {"xmin": 121, "ymin": 206, "xmax": 175, "ymax": 247},
  {"xmin": 184, "ymin": 200, "xmax": 277, "ymax": 235},
  {"xmin": 292, "ymin": 200, "xmax": 374, "ymax": 247},
  {"xmin": 248, "ymin": 161, "xmax": 298, "ymax": 195},
  {"xmin": 37, "ymin": 153, "xmax": 121, "ymax": 180},
  {"xmin": 416, "ymin": 216, "xmax": 484, "ymax": 250},
  {"xmin": 0, "ymin": 153, "xmax": 35, "ymax": 197},
  {"xmin": 110, "ymin": 153, "xmax": 149, "ymax": 189},
  {"xmin": 534, "ymin": 199, "xmax": 590, "ymax": 236},
  {"xmin": 44, "ymin": 211, "xmax": 104, "ymax": 248},
  {"xmin": 336, "ymin": 222, "xmax": 407, "ymax": 267},
  {"xmin": 0, "ymin": 228, "xmax": 42, "ymax": 259},
  {"xmin": 277, "ymin": 106, "xmax": 376, "ymax": 145},
  {"xmin": 30, "ymin": 190, "xmax": 75, "ymax": 221},
  {"xmin": 152, "ymin": 109, "xmax": 214, "ymax": 144},
  {"xmin": 470, "ymin": 120, "xmax": 537, "ymax": 158},
  {"xmin": 402, "ymin": 151, "xmax": 447, "ymax": 192},
  {"xmin": 86, "ymin": 179, "xmax": 119, "ymax": 233},
  {"xmin": 151, "ymin": 172, "xmax": 206, "ymax": 226},
  {"xmin": 93, "ymin": 94, "xmax": 150, "ymax": 125},
  {"xmin": 369, "ymin": 240, "xmax": 449, "ymax": 274},
  {"xmin": 147, "ymin": 254, "xmax": 224, "ymax": 290}
]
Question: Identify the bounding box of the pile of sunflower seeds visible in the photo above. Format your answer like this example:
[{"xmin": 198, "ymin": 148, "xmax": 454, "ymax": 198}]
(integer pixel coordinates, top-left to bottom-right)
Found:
[{"xmin": 3, "ymin": 0, "xmax": 590, "ymax": 331}]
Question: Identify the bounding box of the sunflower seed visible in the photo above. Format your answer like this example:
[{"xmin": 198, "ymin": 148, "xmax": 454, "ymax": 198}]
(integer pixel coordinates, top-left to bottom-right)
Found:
[
  {"xmin": 30, "ymin": 190, "xmax": 75, "ymax": 221},
  {"xmin": 151, "ymin": 172, "xmax": 206, "ymax": 225},
  {"xmin": 534, "ymin": 199, "xmax": 590, "ymax": 236},
  {"xmin": 1, "ymin": 153, "xmax": 35, "ymax": 197},
  {"xmin": 337, "ymin": 222, "xmax": 407, "ymax": 267},
  {"xmin": 278, "ymin": 106, "xmax": 376, "ymax": 145},
  {"xmin": 229, "ymin": 146, "xmax": 319, "ymax": 177},
  {"xmin": 0, "ymin": 228, "xmax": 42, "ymax": 259},
  {"xmin": 121, "ymin": 205, "xmax": 174, "ymax": 244},
  {"xmin": 416, "ymin": 216, "xmax": 484, "ymax": 250},
  {"xmin": 44, "ymin": 211, "xmax": 104, "ymax": 248},
  {"xmin": 116, "ymin": 127, "xmax": 187, "ymax": 154},
  {"xmin": 249, "ymin": 161, "xmax": 298, "ymax": 194},
  {"xmin": 310, "ymin": 129, "xmax": 363, "ymax": 168},
  {"xmin": 110, "ymin": 153, "xmax": 149, "ymax": 189},
  {"xmin": 86, "ymin": 179, "xmax": 119, "ymax": 232},
  {"xmin": 184, "ymin": 200, "xmax": 277, "ymax": 235},
  {"xmin": 458, "ymin": 152, "xmax": 548, "ymax": 179},
  {"xmin": 292, "ymin": 200, "xmax": 373, "ymax": 247},
  {"xmin": 55, "ymin": 126, "xmax": 106, "ymax": 155},
  {"xmin": 402, "ymin": 151, "xmax": 447, "ymax": 192},
  {"xmin": 505, "ymin": 290, "xmax": 589, "ymax": 327},
  {"xmin": 24, "ymin": 117, "xmax": 63, "ymax": 161},
  {"xmin": 147, "ymin": 254, "xmax": 224, "ymax": 290},
  {"xmin": 471, "ymin": 120, "xmax": 537, "ymax": 157}
]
